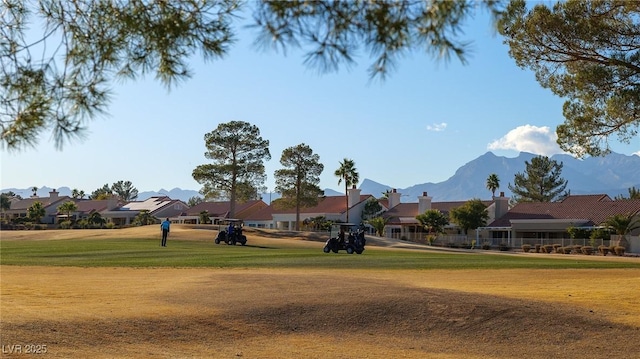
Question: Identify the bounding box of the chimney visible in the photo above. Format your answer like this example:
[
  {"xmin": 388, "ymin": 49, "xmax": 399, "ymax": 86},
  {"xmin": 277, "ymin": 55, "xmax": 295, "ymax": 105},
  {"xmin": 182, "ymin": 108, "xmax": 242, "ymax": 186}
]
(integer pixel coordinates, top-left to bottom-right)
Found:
[
  {"xmin": 418, "ymin": 192, "xmax": 432, "ymax": 214},
  {"xmin": 347, "ymin": 185, "xmax": 361, "ymax": 209},
  {"xmin": 49, "ymin": 189, "xmax": 59, "ymax": 199},
  {"xmin": 388, "ymin": 189, "xmax": 401, "ymax": 208},
  {"xmin": 494, "ymin": 192, "xmax": 510, "ymax": 219}
]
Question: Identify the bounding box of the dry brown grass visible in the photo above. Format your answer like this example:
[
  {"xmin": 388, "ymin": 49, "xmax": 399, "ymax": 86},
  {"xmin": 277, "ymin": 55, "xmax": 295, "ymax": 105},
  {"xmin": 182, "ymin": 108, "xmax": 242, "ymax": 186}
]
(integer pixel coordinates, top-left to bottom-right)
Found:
[{"xmin": 2, "ymin": 227, "xmax": 640, "ymax": 358}]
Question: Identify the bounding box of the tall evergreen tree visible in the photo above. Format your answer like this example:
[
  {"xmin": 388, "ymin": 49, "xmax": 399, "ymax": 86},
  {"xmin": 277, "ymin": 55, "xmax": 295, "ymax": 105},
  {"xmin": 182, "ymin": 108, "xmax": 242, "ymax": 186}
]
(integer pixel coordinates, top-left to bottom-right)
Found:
[
  {"xmin": 615, "ymin": 186, "xmax": 640, "ymax": 200},
  {"xmin": 192, "ymin": 121, "xmax": 270, "ymax": 218},
  {"xmin": 274, "ymin": 143, "xmax": 324, "ymax": 231},
  {"xmin": 111, "ymin": 180, "xmax": 139, "ymax": 202},
  {"xmin": 508, "ymin": 155, "xmax": 568, "ymax": 203},
  {"xmin": 2, "ymin": 1, "xmax": 501, "ymax": 150},
  {"xmin": 499, "ymin": 0, "xmax": 640, "ymax": 157},
  {"xmin": 90, "ymin": 184, "xmax": 113, "ymax": 200},
  {"xmin": 334, "ymin": 158, "xmax": 359, "ymax": 223}
]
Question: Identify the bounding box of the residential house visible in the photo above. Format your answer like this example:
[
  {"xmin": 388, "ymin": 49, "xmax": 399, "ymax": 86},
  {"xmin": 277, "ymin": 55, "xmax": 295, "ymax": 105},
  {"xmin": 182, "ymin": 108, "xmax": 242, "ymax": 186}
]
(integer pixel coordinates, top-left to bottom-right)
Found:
[
  {"xmin": 177, "ymin": 199, "xmax": 268, "ymax": 224},
  {"xmin": 244, "ymin": 187, "xmax": 375, "ymax": 230},
  {"xmin": 482, "ymin": 194, "xmax": 640, "ymax": 251},
  {"xmin": 103, "ymin": 196, "xmax": 189, "ymax": 225},
  {"xmin": 381, "ymin": 190, "xmax": 509, "ymax": 241},
  {"xmin": 73, "ymin": 199, "xmax": 121, "ymax": 222},
  {"xmin": 2, "ymin": 189, "xmax": 72, "ymax": 224}
]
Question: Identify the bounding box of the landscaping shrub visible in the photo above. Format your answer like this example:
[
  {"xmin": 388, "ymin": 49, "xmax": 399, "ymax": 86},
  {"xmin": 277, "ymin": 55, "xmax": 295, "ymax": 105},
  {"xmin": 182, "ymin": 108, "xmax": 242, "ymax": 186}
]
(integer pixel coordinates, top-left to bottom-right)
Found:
[
  {"xmin": 598, "ymin": 245, "xmax": 609, "ymax": 256},
  {"xmin": 552, "ymin": 244, "xmax": 562, "ymax": 252},
  {"xmin": 521, "ymin": 244, "xmax": 531, "ymax": 253},
  {"xmin": 614, "ymin": 246, "xmax": 626, "ymax": 256},
  {"xmin": 481, "ymin": 242, "xmax": 491, "ymax": 250},
  {"xmin": 542, "ymin": 245, "xmax": 554, "ymax": 253},
  {"xmin": 581, "ymin": 246, "xmax": 594, "ymax": 255},
  {"xmin": 59, "ymin": 220, "xmax": 72, "ymax": 229},
  {"xmin": 499, "ymin": 242, "xmax": 510, "ymax": 251},
  {"xmin": 561, "ymin": 246, "xmax": 572, "ymax": 254},
  {"xmin": 534, "ymin": 244, "xmax": 541, "ymax": 253}
]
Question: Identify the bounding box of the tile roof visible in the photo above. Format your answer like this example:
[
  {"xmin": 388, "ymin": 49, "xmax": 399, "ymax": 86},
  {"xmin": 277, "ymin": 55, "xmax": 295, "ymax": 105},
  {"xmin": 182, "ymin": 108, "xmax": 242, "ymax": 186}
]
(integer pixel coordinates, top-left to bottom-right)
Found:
[
  {"xmin": 488, "ymin": 195, "xmax": 640, "ymax": 227},
  {"xmin": 244, "ymin": 195, "xmax": 374, "ymax": 221},
  {"xmin": 7, "ymin": 196, "xmax": 71, "ymax": 210},
  {"xmin": 74, "ymin": 199, "xmax": 119, "ymax": 214},
  {"xmin": 186, "ymin": 200, "xmax": 267, "ymax": 219}
]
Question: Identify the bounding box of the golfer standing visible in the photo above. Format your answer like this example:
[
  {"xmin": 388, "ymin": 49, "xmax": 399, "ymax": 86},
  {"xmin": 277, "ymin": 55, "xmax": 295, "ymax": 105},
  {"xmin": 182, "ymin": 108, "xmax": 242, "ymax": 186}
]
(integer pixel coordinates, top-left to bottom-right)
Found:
[{"xmin": 161, "ymin": 218, "xmax": 171, "ymax": 247}]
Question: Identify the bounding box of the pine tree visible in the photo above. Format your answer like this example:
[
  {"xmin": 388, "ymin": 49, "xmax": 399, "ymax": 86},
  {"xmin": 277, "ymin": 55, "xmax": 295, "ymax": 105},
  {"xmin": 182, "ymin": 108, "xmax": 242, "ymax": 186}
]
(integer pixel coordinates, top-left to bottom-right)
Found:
[{"xmin": 508, "ymin": 155, "xmax": 568, "ymax": 203}]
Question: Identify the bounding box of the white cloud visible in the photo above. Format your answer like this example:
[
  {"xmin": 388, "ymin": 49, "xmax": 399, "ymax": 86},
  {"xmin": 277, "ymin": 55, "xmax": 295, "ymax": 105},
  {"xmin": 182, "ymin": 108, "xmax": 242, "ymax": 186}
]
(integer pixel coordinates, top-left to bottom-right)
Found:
[
  {"xmin": 426, "ymin": 122, "xmax": 447, "ymax": 132},
  {"xmin": 487, "ymin": 125, "xmax": 566, "ymax": 156}
]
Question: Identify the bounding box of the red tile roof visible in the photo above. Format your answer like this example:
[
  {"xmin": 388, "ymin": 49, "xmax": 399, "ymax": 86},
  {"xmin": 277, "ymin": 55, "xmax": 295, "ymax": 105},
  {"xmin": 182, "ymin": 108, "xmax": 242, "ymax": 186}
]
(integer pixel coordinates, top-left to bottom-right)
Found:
[
  {"xmin": 488, "ymin": 195, "xmax": 640, "ymax": 227},
  {"xmin": 74, "ymin": 199, "xmax": 119, "ymax": 214},
  {"xmin": 186, "ymin": 200, "xmax": 267, "ymax": 220},
  {"xmin": 244, "ymin": 195, "xmax": 374, "ymax": 220}
]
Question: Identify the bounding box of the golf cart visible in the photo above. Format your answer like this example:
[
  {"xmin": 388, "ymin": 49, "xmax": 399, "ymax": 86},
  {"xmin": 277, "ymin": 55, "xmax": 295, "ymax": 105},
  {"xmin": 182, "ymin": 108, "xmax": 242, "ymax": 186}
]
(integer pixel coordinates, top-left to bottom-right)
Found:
[
  {"xmin": 323, "ymin": 223, "xmax": 366, "ymax": 254},
  {"xmin": 215, "ymin": 219, "xmax": 247, "ymax": 246}
]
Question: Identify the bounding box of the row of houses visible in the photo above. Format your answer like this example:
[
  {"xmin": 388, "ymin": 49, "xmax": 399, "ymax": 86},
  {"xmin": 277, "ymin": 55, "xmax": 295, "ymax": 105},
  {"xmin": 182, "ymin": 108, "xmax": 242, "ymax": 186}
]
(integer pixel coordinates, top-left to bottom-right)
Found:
[{"xmin": 3, "ymin": 187, "xmax": 640, "ymax": 252}]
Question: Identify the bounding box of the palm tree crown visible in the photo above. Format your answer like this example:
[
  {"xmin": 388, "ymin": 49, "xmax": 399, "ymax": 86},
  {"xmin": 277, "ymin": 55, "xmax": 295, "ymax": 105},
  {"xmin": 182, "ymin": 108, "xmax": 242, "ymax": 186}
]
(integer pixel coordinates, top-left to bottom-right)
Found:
[
  {"xmin": 334, "ymin": 158, "xmax": 359, "ymax": 223},
  {"xmin": 486, "ymin": 173, "xmax": 500, "ymax": 198}
]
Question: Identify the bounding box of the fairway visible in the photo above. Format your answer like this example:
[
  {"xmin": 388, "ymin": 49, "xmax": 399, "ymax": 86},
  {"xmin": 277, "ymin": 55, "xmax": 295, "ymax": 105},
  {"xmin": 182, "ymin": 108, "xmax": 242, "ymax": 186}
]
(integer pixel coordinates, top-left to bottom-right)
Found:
[{"xmin": 1, "ymin": 226, "xmax": 639, "ymax": 358}]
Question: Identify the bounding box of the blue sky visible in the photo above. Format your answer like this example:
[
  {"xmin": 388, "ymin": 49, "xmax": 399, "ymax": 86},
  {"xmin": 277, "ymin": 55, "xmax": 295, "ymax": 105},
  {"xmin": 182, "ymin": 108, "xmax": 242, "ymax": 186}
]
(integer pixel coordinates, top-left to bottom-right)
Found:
[{"xmin": 1, "ymin": 6, "xmax": 638, "ymax": 195}]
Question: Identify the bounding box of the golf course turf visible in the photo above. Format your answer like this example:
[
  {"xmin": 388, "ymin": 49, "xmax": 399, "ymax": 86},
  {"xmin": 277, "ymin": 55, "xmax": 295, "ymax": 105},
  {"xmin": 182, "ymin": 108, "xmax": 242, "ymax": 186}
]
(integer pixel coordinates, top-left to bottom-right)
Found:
[{"xmin": 1, "ymin": 225, "xmax": 639, "ymax": 358}]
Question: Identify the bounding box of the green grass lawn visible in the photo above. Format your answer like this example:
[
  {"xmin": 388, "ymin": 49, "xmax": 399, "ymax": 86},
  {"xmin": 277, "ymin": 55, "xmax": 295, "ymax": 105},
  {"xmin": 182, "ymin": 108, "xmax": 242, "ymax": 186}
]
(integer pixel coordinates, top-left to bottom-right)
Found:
[{"xmin": 2, "ymin": 237, "xmax": 639, "ymax": 269}]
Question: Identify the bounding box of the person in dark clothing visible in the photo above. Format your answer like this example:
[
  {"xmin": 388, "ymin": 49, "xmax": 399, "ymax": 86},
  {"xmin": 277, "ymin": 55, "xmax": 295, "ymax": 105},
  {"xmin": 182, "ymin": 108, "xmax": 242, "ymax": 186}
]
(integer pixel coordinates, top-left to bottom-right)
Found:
[{"xmin": 161, "ymin": 218, "xmax": 171, "ymax": 247}]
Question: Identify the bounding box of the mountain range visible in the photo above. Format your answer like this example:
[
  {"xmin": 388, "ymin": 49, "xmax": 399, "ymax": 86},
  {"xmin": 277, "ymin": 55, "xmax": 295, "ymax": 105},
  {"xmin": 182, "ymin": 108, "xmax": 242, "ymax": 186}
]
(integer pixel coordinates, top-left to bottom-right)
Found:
[{"xmin": 4, "ymin": 151, "xmax": 639, "ymax": 203}]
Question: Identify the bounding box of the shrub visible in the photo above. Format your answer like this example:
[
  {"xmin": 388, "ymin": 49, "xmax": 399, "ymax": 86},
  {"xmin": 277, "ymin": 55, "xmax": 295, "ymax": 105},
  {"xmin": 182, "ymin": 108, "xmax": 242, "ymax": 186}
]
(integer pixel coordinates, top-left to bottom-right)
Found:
[
  {"xmin": 552, "ymin": 244, "xmax": 562, "ymax": 252},
  {"xmin": 542, "ymin": 245, "xmax": 554, "ymax": 253},
  {"xmin": 534, "ymin": 244, "xmax": 541, "ymax": 253},
  {"xmin": 105, "ymin": 222, "xmax": 116, "ymax": 229},
  {"xmin": 59, "ymin": 220, "xmax": 72, "ymax": 229},
  {"xmin": 521, "ymin": 244, "xmax": 531, "ymax": 253},
  {"xmin": 598, "ymin": 245, "xmax": 609, "ymax": 256},
  {"xmin": 581, "ymin": 246, "xmax": 594, "ymax": 255},
  {"xmin": 561, "ymin": 246, "xmax": 572, "ymax": 254},
  {"xmin": 481, "ymin": 242, "xmax": 491, "ymax": 250},
  {"xmin": 614, "ymin": 246, "xmax": 626, "ymax": 256},
  {"xmin": 499, "ymin": 242, "xmax": 510, "ymax": 251}
]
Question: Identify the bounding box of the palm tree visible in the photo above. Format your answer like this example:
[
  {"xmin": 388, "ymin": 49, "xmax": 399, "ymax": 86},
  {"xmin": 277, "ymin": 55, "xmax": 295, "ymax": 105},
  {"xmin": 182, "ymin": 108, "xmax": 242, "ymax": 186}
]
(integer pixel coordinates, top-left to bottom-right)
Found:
[
  {"xmin": 603, "ymin": 212, "xmax": 640, "ymax": 250},
  {"xmin": 334, "ymin": 158, "xmax": 359, "ymax": 223},
  {"xmin": 486, "ymin": 173, "xmax": 500, "ymax": 198},
  {"xmin": 57, "ymin": 201, "xmax": 78, "ymax": 223},
  {"xmin": 27, "ymin": 201, "xmax": 46, "ymax": 223},
  {"xmin": 366, "ymin": 216, "xmax": 388, "ymax": 237},
  {"xmin": 31, "ymin": 186, "xmax": 38, "ymax": 197}
]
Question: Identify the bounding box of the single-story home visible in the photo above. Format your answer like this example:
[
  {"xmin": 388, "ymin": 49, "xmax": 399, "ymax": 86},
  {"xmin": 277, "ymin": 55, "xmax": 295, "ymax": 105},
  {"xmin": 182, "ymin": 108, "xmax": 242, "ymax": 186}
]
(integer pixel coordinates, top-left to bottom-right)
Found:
[{"xmin": 480, "ymin": 194, "xmax": 640, "ymax": 251}]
